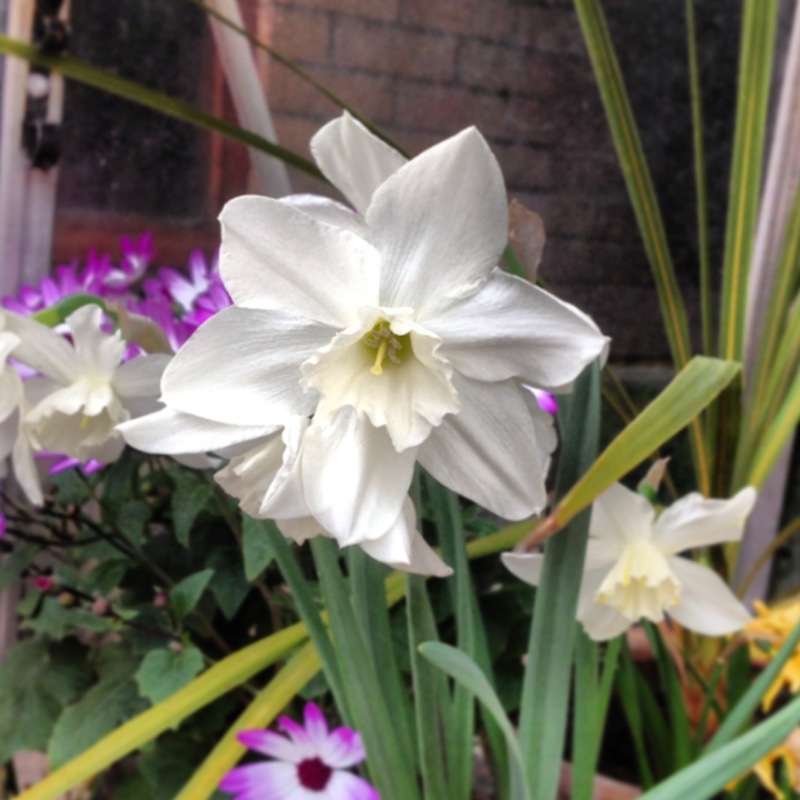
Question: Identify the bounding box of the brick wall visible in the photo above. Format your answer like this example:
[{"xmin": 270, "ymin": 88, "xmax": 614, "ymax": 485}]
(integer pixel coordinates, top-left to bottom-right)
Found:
[{"xmin": 245, "ymin": 0, "xmax": 740, "ymax": 362}]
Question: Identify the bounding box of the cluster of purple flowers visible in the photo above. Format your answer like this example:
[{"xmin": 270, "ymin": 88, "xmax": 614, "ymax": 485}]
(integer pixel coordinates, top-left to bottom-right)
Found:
[
  {"xmin": 2, "ymin": 233, "xmax": 231, "ymax": 352},
  {"xmin": 0, "ymin": 233, "xmax": 230, "ymax": 480}
]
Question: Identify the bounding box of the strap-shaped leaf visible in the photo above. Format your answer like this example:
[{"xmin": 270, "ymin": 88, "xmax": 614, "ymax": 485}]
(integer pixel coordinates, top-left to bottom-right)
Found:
[
  {"xmin": 553, "ymin": 357, "xmax": 740, "ymax": 531},
  {"xmin": 0, "ymin": 35, "xmax": 325, "ymax": 181}
]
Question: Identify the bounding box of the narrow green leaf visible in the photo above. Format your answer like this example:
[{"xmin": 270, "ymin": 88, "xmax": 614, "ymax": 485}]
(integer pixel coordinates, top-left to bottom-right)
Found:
[
  {"xmin": 192, "ymin": 0, "xmax": 409, "ymax": 157},
  {"xmin": 685, "ymin": 0, "xmax": 713, "ymax": 356},
  {"xmin": 519, "ymin": 362, "xmax": 600, "ymax": 800},
  {"xmin": 407, "ymin": 576, "xmax": 449, "ymax": 800},
  {"xmin": 174, "ymin": 643, "xmax": 321, "ymax": 800},
  {"xmin": 0, "ymin": 35, "xmax": 325, "ymax": 181},
  {"xmin": 706, "ymin": 617, "xmax": 800, "ymax": 754},
  {"xmin": 170, "ymin": 569, "xmax": 214, "ymax": 620},
  {"xmin": 718, "ymin": 0, "xmax": 779, "ymax": 362},
  {"xmin": 640, "ymin": 689, "xmax": 800, "ymax": 800},
  {"xmin": 556, "ymin": 357, "xmax": 740, "ymax": 528},
  {"xmin": 572, "ymin": 0, "xmax": 692, "ymax": 370},
  {"xmin": 348, "ymin": 547, "xmax": 417, "ymax": 777},
  {"xmin": 15, "ymin": 624, "xmax": 309, "ymax": 800},
  {"xmin": 310, "ymin": 538, "xmax": 419, "ymax": 800},
  {"xmin": 419, "ymin": 642, "xmax": 531, "ymax": 800},
  {"xmin": 617, "ymin": 644, "xmax": 656, "ymax": 788}
]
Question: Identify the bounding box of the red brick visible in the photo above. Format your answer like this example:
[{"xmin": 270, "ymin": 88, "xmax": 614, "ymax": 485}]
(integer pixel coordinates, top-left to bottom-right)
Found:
[
  {"xmin": 514, "ymin": 8, "xmax": 585, "ymax": 55},
  {"xmin": 511, "ymin": 192, "xmax": 596, "ymax": 240},
  {"xmin": 268, "ymin": 67, "xmax": 394, "ymax": 125},
  {"xmin": 259, "ymin": 5, "xmax": 331, "ymax": 64},
  {"xmin": 400, "ymin": 0, "xmax": 512, "ymax": 41},
  {"xmin": 393, "ymin": 83, "xmax": 509, "ymax": 139},
  {"xmin": 333, "ymin": 18, "xmax": 456, "ymax": 82},
  {"xmin": 492, "ymin": 145, "xmax": 554, "ymax": 191},
  {"xmin": 253, "ymin": 0, "xmax": 399, "ymax": 23}
]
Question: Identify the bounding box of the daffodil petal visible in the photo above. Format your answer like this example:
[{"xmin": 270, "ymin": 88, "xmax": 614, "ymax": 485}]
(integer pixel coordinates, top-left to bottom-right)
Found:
[
  {"xmin": 282, "ymin": 194, "xmax": 370, "ymax": 238},
  {"xmin": 2, "ymin": 310, "xmax": 78, "ymax": 383},
  {"xmin": 590, "ymin": 483, "xmax": 655, "ymax": 547},
  {"xmin": 219, "ymin": 195, "xmax": 380, "ymax": 327},
  {"xmin": 119, "ymin": 408, "xmax": 276, "ymax": 454},
  {"xmin": 358, "ymin": 498, "xmax": 452, "ymax": 576},
  {"xmin": 433, "ymin": 271, "xmax": 608, "ymax": 387},
  {"xmin": 578, "ymin": 567, "xmax": 632, "ymax": 641},
  {"xmin": 418, "ymin": 376, "xmax": 550, "ymax": 519},
  {"xmin": 311, "ymin": 111, "xmax": 407, "ymax": 213},
  {"xmin": 668, "ymin": 557, "xmax": 751, "ymax": 635},
  {"xmin": 501, "ymin": 552, "xmax": 544, "ymax": 586},
  {"xmin": 160, "ymin": 306, "xmax": 327, "ymax": 425},
  {"xmin": 654, "ymin": 486, "xmax": 757, "ymax": 555},
  {"xmin": 301, "ymin": 408, "xmax": 416, "ymax": 546},
  {"xmin": 368, "ymin": 128, "xmax": 507, "ymax": 318},
  {"xmin": 112, "ymin": 354, "xmax": 170, "ymax": 398}
]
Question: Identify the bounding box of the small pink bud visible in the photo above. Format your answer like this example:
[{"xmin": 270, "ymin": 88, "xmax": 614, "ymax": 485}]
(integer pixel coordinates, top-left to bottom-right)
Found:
[
  {"xmin": 153, "ymin": 591, "xmax": 169, "ymax": 609},
  {"xmin": 169, "ymin": 640, "xmax": 184, "ymax": 654},
  {"xmin": 92, "ymin": 597, "xmax": 110, "ymax": 616},
  {"xmin": 33, "ymin": 576, "xmax": 55, "ymax": 592}
]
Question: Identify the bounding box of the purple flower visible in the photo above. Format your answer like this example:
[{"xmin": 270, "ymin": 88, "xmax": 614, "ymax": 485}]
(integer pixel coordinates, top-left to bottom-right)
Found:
[
  {"xmin": 103, "ymin": 233, "xmax": 155, "ymax": 290},
  {"xmin": 156, "ymin": 249, "xmax": 218, "ymax": 313},
  {"xmin": 532, "ymin": 389, "xmax": 558, "ymax": 415},
  {"xmin": 220, "ymin": 702, "xmax": 379, "ymax": 800}
]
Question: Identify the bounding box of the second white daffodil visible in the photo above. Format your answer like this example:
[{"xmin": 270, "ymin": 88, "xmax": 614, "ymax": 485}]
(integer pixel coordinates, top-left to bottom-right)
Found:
[{"xmin": 504, "ymin": 482, "xmax": 756, "ymax": 640}]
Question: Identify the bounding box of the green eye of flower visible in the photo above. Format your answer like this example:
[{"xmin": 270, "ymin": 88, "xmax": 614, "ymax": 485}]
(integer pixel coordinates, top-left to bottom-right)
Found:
[{"xmin": 362, "ymin": 319, "xmax": 411, "ymax": 375}]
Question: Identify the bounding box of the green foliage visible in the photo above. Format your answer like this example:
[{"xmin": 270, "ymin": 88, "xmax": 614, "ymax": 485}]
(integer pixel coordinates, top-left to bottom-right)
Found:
[
  {"xmin": 0, "ymin": 639, "xmax": 91, "ymax": 763},
  {"xmin": 135, "ymin": 647, "xmax": 205, "ymax": 705},
  {"xmin": 241, "ymin": 515, "xmax": 276, "ymax": 580},
  {"xmin": 49, "ymin": 645, "xmax": 149, "ymax": 768},
  {"xmin": 170, "ymin": 569, "xmax": 214, "ymax": 620}
]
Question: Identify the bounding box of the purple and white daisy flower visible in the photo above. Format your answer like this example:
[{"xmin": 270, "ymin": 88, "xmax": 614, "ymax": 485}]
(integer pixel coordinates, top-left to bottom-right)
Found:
[{"xmin": 220, "ymin": 702, "xmax": 379, "ymax": 800}]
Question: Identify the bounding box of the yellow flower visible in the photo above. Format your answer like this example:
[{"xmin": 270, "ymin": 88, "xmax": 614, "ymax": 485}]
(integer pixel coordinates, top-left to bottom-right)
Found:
[
  {"xmin": 744, "ymin": 599, "xmax": 800, "ymax": 711},
  {"xmin": 742, "ymin": 729, "xmax": 800, "ymax": 799}
]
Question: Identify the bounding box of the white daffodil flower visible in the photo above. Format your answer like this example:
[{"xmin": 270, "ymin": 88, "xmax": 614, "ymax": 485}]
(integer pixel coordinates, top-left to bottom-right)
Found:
[
  {"xmin": 4, "ymin": 306, "xmax": 170, "ymax": 464},
  {"xmin": 503, "ymin": 482, "xmax": 756, "ymax": 641},
  {"xmin": 121, "ymin": 117, "xmax": 607, "ymax": 555},
  {"xmin": 0, "ymin": 314, "xmax": 41, "ymax": 504}
]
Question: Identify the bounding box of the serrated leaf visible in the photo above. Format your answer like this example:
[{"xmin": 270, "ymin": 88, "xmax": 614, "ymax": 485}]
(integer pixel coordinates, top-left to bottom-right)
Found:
[
  {"xmin": 49, "ymin": 645, "xmax": 149, "ymax": 768},
  {"xmin": 83, "ymin": 558, "xmax": 129, "ymax": 595},
  {"xmin": 170, "ymin": 468, "xmax": 215, "ymax": 547},
  {"xmin": 99, "ymin": 450, "xmax": 137, "ymax": 518},
  {"xmin": 170, "ymin": 569, "xmax": 214, "ymax": 619},
  {"xmin": 0, "ymin": 543, "xmax": 41, "ymax": 591},
  {"xmin": 22, "ymin": 597, "xmax": 116, "ymax": 640},
  {"xmin": 0, "ymin": 639, "xmax": 91, "ymax": 763},
  {"xmin": 207, "ymin": 548, "xmax": 250, "ymax": 620},
  {"xmin": 135, "ymin": 647, "xmax": 205, "ymax": 706},
  {"xmin": 242, "ymin": 516, "xmax": 275, "ymax": 580}
]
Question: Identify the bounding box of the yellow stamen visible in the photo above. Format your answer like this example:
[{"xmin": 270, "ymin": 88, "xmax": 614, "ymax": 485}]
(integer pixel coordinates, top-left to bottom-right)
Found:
[
  {"xmin": 371, "ymin": 337, "xmax": 389, "ymax": 375},
  {"xmin": 80, "ymin": 415, "xmax": 90, "ymax": 429}
]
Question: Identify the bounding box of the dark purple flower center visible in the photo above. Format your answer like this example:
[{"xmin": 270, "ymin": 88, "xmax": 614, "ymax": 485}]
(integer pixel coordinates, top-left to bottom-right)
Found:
[{"xmin": 297, "ymin": 757, "xmax": 333, "ymax": 791}]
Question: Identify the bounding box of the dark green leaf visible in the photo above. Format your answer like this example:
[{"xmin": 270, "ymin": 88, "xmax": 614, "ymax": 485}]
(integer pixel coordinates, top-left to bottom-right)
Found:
[
  {"xmin": 49, "ymin": 644, "xmax": 148, "ymax": 768},
  {"xmin": 0, "ymin": 639, "xmax": 91, "ymax": 763},
  {"xmin": 22, "ymin": 597, "xmax": 116, "ymax": 639},
  {"xmin": 170, "ymin": 468, "xmax": 215, "ymax": 547},
  {"xmin": 170, "ymin": 569, "xmax": 214, "ymax": 619},
  {"xmin": 117, "ymin": 499, "xmax": 152, "ymax": 547},
  {"xmin": 135, "ymin": 647, "xmax": 205, "ymax": 705},
  {"xmin": 0, "ymin": 543, "xmax": 41, "ymax": 591},
  {"xmin": 207, "ymin": 547, "xmax": 250, "ymax": 620},
  {"xmin": 241, "ymin": 515, "xmax": 275, "ymax": 580}
]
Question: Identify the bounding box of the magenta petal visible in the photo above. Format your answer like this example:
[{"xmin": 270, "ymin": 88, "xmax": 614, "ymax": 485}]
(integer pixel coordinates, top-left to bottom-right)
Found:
[
  {"xmin": 326, "ymin": 770, "xmax": 380, "ymax": 800},
  {"xmin": 302, "ymin": 702, "xmax": 329, "ymax": 747},
  {"xmin": 321, "ymin": 727, "xmax": 366, "ymax": 768},
  {"xmin": 219, "ymin": 761, "xmax": 299, "ymax": 799},
  {"xmin": 237, "ymin": 729, "xmax": 303, "ymax": 763}
]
